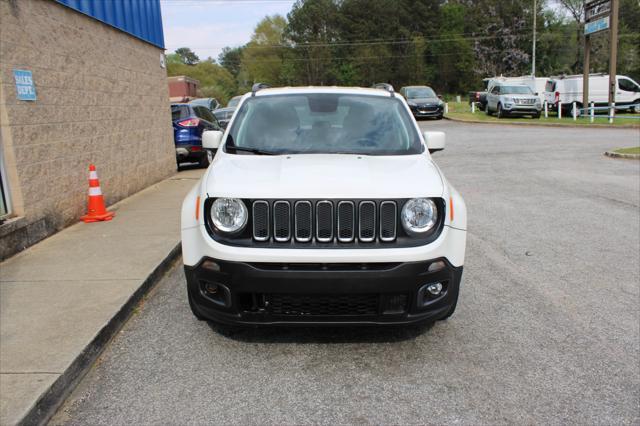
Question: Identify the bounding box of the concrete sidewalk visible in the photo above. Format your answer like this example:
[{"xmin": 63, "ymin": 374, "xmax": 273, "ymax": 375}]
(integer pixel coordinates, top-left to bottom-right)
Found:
[{"xmin": 0, "ymin": 168, "xmax": 203, "ymax": 425}]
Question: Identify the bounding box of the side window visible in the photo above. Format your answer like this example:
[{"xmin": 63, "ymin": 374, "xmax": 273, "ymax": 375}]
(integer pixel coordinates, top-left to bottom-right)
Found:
[
  {"xmin": 194, "ymin": 107, "xmax": 206, "ymax": 121},
  {"xmin": 618, "ymin": 78, "xmax": 639, "ymax": 92},
  {"xmin": 197, "ymin": 106, "xmax": 221, "ymax": 129},
  {"xmin": 491, "ymin": 86, "xmax": 499, "ymax": 95},
  {"xmin": 545, "ymin": 80, "xmax": 555, "ymax": 92},
  {"xmin": 171, "ymin": 105, "xmax": 190, "ymax": 120}
]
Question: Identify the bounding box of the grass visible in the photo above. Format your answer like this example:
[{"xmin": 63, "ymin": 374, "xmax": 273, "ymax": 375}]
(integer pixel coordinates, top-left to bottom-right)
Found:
[
  {"xmin": 613, "ymin": 147, "xmax": 640, "ymax": 155},
  {"xmin": 444, "ymin": 101, "xmax": 640, "ymax": 127}
]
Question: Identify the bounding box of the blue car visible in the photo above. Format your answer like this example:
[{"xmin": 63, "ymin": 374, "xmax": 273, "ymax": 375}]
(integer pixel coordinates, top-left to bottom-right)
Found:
[{"xmin": 171, "ymin": 103, "xmax": 222, "ymax": 168}]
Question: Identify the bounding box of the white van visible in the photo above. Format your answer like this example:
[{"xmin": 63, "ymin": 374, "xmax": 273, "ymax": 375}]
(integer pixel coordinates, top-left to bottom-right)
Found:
[{"xmin": 544, "ymin": 74, "xmax": 640, "ymax": 113}]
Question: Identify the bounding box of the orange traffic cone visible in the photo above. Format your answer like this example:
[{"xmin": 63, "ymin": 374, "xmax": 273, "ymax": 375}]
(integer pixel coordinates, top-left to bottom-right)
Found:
[{"xmin": 80, "ymin": 164, "xmax": 115, "ymax": 223}]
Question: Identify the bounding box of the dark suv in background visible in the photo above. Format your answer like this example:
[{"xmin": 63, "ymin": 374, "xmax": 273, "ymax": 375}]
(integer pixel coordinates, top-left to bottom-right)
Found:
[
  {"xmin": 399, "ymin": 86, "xmax": 444, "ymax": 119},
  {"xmin": 171, "ymin": 104, "xmax": 222, "ymax": 168}
]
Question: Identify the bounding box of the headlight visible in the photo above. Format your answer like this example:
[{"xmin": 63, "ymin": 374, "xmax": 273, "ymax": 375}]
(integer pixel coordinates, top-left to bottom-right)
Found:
[
  {"xmin": 210, "ymin": 198, "xmax": 247, "ymax": 234},
  {"xmin": 401, "ymin": 198, "xmax": 438, "ymax": 235}
]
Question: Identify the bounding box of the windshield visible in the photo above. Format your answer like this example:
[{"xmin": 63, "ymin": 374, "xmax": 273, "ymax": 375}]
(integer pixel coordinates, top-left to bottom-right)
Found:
[
  {"xmin": 227, "ymin": 96, "xmax": 242, "ymax": 108},
  {"xmin": 405, "ymin": 87, "xmax": 436, "ymax": 99},
  {"xmin": 226, "ymin": 93, "xmax": 421, "ymax": 155},
  {"xmin": 501, "ymin": 86, "xmax": 533, "ymax": 95}
]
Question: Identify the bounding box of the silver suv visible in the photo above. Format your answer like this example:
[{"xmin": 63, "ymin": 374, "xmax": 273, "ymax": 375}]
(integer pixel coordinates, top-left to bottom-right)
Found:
[{"xmin": 486, "ymin": 83, "xmax": 541, "ymax": 119}]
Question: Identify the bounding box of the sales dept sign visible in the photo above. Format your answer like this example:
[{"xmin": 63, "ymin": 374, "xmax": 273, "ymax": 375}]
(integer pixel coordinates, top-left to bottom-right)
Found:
[{"xmin": 13, "ymin": 69, "xmax": 37, "ymax": 101}]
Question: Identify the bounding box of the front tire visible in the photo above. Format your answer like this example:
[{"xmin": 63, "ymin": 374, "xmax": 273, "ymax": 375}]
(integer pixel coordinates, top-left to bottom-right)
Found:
[
  {"xmin": 533, "ymin": 112, "xmax": 541, "ymax": 119},
  {"xmin": 188, "ymin": 291, "xmax": 206, "ymax": 321},
  {"xmin": 497, "ymin": 103, "xmax": 505, "ymax": 118},
  {"xmin": 632, "ymin": 100, "xmax": 640, "ymax": 114}
]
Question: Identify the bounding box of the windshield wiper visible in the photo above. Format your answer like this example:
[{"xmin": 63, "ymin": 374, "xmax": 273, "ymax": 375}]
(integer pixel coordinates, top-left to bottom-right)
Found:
[
  {"xmin": 225, "ymin": 135, "xmax": 276, "ymax": 155},
  {"xmin": 227, "ymin": 145, "xmax": 276, "ymax": 155}
]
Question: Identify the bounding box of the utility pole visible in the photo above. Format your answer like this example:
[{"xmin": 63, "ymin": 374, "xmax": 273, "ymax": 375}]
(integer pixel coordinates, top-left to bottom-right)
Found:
[
  {"xmin": 608, "ymin": 0, "xmax": 619, "ymax": 107},
  {"xmin": 532, "ymin": 0, "xmax": 536, "ymax": 76},
  {"xmin": 583, "ymin": 34, "xmax": 590, "ymax": 109}
]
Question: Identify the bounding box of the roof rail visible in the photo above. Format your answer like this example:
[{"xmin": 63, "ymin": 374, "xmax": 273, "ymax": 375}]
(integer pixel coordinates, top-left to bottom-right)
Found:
[
  {"xmin": 372, "ymin": 83, "xmax": 395, "ymax": 97},
  {"xmin": 251, "ymin": 82, "xmax": 270, "ymax": 96}
]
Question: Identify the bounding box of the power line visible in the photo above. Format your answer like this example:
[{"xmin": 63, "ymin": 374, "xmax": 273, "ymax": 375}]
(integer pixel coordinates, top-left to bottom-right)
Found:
[{"xmin": 168, "ymin": 32, "xmax": 639, "ymax": 53}]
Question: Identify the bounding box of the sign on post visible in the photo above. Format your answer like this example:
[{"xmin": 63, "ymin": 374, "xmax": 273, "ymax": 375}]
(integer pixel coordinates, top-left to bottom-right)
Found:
[
  {"xmin": 584, "ymin": 16, "xmax": 610, "ymax": 35},
  {"xmin": 13, "ymin": 70, "xmax": 36, "ymax": 101},
  {"xmin": 583, "ymin": 0, "xmax": 617, "ymax": 120},
  {"xmin": 585, "ymin": 0, "xmax": 611, "ymax": 21}
]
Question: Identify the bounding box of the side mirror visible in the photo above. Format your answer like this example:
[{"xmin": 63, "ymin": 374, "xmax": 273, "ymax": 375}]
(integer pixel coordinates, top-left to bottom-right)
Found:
[
  {"xmin": 423, "ymin": 131, "xmax": 445, "ymax": 154},
  {"xmin": 437, "ymin": 94, "xmax": 443, "ymax": 100},
  {"xmin": 202, "ymin": 130, "xmax": 223, "ymax": 149},
  {"xmin": 535, "ymin": 92, "xmax": 539, "ymax": 96}
]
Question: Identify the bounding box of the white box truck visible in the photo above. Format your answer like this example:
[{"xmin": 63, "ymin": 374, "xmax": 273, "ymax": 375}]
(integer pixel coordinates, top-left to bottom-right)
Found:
[{"xmin": 544, "ymin": 74, "xmax": 640, "ymax": 114}]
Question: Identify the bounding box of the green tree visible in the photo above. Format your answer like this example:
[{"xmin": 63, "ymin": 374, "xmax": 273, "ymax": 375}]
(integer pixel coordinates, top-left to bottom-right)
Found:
[
  {"xmin": 174, "ymin": 47, "xmax": 200, "ymax": 65},
  {"xmin": 286, "ymin": 0, "xmax": 340, "ymax": 85},
  {"xmin": 167, "ymin": 57, "xmax": 236, "ymax": 104},
  {"xmin": 240, "ymin": 15, "xmax": 289, "ymax": 86},
  {"xmin": 427, "ymin": 4, "xmax": 476, "ymax": 94},
  {"xmin": 218, "ymin": 47, "xmax": 244, "ymax": 78},
  {"xmin": 556, "ymin": 0, "xmax": 584, "ymax": 72}
]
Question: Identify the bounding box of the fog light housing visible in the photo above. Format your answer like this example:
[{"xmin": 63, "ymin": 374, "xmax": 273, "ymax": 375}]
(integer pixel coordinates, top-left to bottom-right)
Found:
[
  {"xmin": 417, "ymin": 281, "xmax": 448, "ymax": 308},
  {"xmin": 427, "ymin": 282, "xmax": 443, "ymax": 295},
  {"xmin": 204, "ymin": 282, "xmax": 219, "ymax": 294},
  {"xmin": 199, "ymin": 281, "xmax": 231, "ymax": 307}
]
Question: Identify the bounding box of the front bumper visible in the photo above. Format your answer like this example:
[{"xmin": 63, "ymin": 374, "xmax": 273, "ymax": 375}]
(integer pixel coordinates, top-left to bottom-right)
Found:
[
  {"xmin": 502, "ymin": 104, "xmax": 541, "ymax": 115},
  {"xmin": 186, "ymin": 258, "xmax": 463, "ymax": 325},
  {"xmin": 409, "ymin": 106, "xmax": 443, "ymax": 117}
]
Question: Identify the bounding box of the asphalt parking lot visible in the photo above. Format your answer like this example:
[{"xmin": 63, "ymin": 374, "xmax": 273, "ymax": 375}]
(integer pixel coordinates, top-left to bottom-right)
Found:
[{"xmin": 52, "ymin": 121, "xmax": 639, "ymax": 425}]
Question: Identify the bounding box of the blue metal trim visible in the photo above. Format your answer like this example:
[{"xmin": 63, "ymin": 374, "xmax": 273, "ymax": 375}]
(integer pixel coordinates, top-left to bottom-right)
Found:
[{"xmin": 56, "ymin": 0, "xmax": 165, "ymax": 49}]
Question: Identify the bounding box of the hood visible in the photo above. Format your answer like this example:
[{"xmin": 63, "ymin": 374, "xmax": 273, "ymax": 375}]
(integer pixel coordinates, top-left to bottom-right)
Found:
[
  {"xmin": 407, "ymin": 97, "xmax": 440, "ymax": 105},
  {"xmin": 205, "ymin": 153, "xmax": 444, "ymax": 199}
]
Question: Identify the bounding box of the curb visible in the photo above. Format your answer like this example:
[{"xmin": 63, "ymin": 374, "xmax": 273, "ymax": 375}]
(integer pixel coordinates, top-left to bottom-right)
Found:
[
  {"xmin": 444, "ymin": 115, "xmax": 640, "ymax": 129},
  {"xmin": 18, "ymin": 243, "xmax": 182, "ymax": 426},
  {"xmin": 604, "ymin": 151, "xmax": 640, "ymax": 159}
]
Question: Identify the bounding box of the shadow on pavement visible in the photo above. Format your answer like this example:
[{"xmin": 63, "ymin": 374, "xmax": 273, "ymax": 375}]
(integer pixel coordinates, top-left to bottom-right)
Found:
[{"xmin": 206, "ymin": 321, "xmax": 435, "ymax": 344}]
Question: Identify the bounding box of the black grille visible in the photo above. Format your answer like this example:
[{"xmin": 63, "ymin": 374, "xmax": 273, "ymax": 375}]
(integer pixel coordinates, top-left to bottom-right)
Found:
[
  {"xmin": 359, "ymin": 201, "xmax": 376, "ymax": 242},
  {"xmin": 273, "ymin": 201, "xmax": 291, "ymax": 241},
  {"xmin": 316, "ymin": 201, "xmax": 334, "ymax": 242},
  {"xmin": 252, "ymin": 201, "xmax": 269, "ymax": 241},
  {"xmin": 267, "ymin": 293, "xmax": 379, "ymax": 316},
  {"xmin": 337, "ymin": 201, "xmax": 355, "ymax": 242},
  {"xmin": 380, "ymin": 201, "xmax": 397, "ymax": 241},
  {"xmin": 294, "ymin": 201, "xmax": 312, "ymax": 242},
  {"xmin": 250, "ymin": 200, "xmax": 400, "ymax": 244}
]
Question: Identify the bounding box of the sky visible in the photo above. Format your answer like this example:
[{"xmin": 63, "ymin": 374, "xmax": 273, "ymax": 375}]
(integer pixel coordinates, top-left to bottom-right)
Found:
[{"xmin": 160, "ymin": 0, "xmax": 296, "ymax": 62}]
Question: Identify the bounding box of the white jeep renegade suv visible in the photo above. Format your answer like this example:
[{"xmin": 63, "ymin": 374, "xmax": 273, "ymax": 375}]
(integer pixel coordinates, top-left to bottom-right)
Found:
[{"xmin": 181, "ymin": 84, "xmax": 467, "ymax": 326}]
